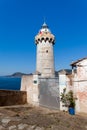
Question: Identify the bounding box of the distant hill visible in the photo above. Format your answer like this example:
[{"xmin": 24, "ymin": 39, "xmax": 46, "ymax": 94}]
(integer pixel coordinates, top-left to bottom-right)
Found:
[
  {"xmin": 7, "ymin": 72, "xmax": 32, "ymax": 78},
  {"xmin": 5, "ymin": 69, "xmax": 72, "ymax": 78}
]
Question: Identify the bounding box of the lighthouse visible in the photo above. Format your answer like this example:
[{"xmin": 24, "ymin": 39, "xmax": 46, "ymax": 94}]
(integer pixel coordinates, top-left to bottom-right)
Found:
[
  {"xmin": 21, "ymin": 22, "xmax": 59, "ymax": 109},
  {"xmin": 35, "ymin": 23, "xmax": 55, "ymax": 77}
]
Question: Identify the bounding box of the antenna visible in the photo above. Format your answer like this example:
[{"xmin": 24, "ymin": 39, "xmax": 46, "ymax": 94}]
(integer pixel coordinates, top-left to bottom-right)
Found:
[{"xmin": 44, "ymin": 16, "xmax": 46, "ymax": 24}]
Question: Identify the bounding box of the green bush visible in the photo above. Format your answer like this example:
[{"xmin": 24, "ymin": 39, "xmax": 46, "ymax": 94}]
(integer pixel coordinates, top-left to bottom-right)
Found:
[{"xmin": 61, "ymin": 88, "xmax": 76, "ymax": 108}]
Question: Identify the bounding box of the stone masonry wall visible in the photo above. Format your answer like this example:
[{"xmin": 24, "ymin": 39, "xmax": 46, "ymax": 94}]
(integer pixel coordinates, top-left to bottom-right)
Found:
[
  {"xmin": 0, "ymin": 90, "xmax": 27, "ymax": 106},
  {"xmin": 36, "ymin": 41, "xmax": 55, "ymax": 77}
]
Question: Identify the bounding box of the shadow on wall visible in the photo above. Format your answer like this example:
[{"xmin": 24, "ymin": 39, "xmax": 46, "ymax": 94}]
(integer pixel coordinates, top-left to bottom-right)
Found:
[{"xmin": 0, "ymin": 90, "xmax": 27, "ymax": 106}]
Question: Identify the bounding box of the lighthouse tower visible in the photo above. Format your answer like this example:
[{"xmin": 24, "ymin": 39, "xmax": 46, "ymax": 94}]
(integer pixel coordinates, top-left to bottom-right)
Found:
[
  {"xmin": 21, "ymin": 22, "xmax": 59, "ymax": 108},
  {"xmin": 35, "ymin": 23, "xmax": 55, "ymax": 77}
]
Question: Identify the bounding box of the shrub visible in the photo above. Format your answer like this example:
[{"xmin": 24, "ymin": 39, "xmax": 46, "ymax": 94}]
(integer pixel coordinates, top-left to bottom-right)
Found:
[{"xmin": 61, "ymin": 88, "xmax": 76, "ymax": 108}]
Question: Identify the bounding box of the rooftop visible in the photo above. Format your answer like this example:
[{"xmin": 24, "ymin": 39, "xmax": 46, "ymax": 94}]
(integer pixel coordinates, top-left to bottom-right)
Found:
[{"xmin": 70, "ymin": 57, "xmax": 87, "ymax": 66}]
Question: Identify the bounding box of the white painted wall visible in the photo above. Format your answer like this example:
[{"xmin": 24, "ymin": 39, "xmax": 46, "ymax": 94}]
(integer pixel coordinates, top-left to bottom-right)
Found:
[
  {"xmin": 21, "ymin": 74, "xmax": 39, "ymax": 106},
  {"xmin": 59, "ymin": 73, "xmax": 68, "ymax": 111},
  {"xmin": 73, "ymin": 59, "xmax": 87, "ymax": 113}
]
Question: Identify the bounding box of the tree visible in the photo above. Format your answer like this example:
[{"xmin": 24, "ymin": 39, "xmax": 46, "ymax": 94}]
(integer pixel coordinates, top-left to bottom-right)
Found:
[{"xmin": 61, "ymin": 88, "xmax": 76, "ymax": 108}]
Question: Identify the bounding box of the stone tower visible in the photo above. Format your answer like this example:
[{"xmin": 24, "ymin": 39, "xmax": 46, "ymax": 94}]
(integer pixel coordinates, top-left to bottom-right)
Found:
[{"xmin": 35, "ymin": 23, "xmax": 55, "ymax": 77}]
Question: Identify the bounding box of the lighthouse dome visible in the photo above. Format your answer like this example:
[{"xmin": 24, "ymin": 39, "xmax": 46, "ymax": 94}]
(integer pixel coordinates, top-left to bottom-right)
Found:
[
  {"xmin": 39, "ymin": 22, "xmax": 51, "ymax": 33},
  {"xmin": 35, "ymin": 22, "xmax": 55, "ymax": 44}
]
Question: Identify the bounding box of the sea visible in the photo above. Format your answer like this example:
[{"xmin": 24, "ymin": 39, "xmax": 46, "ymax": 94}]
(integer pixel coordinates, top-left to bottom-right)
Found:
[{"xmin": 0, "ymin": 77, "xmax": 21, "ymax": 90}]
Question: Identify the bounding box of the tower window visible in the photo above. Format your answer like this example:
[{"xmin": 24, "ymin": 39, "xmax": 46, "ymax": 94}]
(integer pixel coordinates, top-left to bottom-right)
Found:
[
  {"xmin": 38, "ymin": 39, "xmax": 40, "ymax": 41},
  {"xmin": 41, "ymin": 37, "xmax": 44, "ymax": 41},
  {"xmin": 46, "ymin": 50, "xmax": 48, "ymax": 53},
  {"xmin": 46, "ymin": 37, "xmax": 49, "ymax": 41},
  {"xmin": 33, "ymin": 80, "xmax": 37, "ymax": 84},
  {"xmin": 49, "ymin": 38, "xmax": 52, "ymax": 42}
]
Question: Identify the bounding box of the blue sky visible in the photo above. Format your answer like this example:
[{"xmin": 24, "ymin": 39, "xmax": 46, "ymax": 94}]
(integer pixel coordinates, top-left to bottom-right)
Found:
[{"xmin": 0, "ymin": 0, "xmax": 87, "ymax": 75}]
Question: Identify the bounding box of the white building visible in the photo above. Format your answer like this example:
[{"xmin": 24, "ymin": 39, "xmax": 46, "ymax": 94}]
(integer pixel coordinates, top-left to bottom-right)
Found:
[
  {"xmin": 71, "ymin": 57, "xmax": 87, "ymax": 113},
  {"xmin": 59, "ymin": 58, "xmax": 87, "ymax": 113}
]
